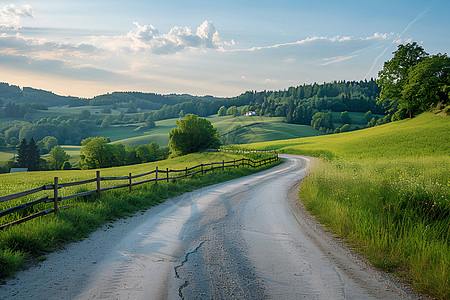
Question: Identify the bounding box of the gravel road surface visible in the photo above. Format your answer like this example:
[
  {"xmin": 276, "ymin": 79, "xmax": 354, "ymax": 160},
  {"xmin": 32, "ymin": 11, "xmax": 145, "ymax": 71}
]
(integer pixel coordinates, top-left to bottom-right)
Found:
[{"xmin": 0, "ymin": 155, "xmax": 426, "ymax": 299}]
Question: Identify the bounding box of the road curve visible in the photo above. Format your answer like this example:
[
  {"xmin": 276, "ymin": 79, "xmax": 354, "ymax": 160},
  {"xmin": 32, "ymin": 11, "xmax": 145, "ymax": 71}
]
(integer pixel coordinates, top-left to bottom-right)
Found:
[{"xmin": 0, "ymin": 155, "xmax": 425, "ymax": 300}]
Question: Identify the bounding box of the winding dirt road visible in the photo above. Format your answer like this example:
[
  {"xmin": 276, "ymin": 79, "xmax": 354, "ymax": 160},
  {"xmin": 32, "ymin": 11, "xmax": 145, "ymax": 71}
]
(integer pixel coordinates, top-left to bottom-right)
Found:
[{"xmin": 0, "ymin": 155, "xmax": 426, "ymax": 299}]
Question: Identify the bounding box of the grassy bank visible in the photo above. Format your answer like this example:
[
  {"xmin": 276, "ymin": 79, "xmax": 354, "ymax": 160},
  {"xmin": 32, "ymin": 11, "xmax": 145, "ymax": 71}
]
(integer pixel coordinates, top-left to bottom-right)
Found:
[
  {"xmin": 0, "ymin": 151, "xmax": 280, "ymax": 278},
  {"xmin": 241, "ymin": 113, "xmax": 449, "ymax": 299}
]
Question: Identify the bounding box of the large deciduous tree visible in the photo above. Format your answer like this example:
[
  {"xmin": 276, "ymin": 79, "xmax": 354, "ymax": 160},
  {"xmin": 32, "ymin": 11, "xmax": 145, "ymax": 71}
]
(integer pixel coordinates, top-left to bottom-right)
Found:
[
  {"xmin": 377, "ymin": 42, "xmax": 450, "ymax": 118},
  {"xmin": 169, "ymin": 114, "xmax": 220, "ymax": 156},
  {"xmin": 48, "ymin": 145, "xmax": 70, "ymax": 170},
  {"xmin": 401, "ymin": 54, "xmax": 450, "ymax": 114}
]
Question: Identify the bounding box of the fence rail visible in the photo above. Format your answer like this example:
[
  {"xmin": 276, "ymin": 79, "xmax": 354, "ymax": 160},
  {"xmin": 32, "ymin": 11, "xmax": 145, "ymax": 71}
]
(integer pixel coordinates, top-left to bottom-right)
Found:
[{"xmin": 0, "ymin": 152, "xmax": 279, "ymax": 231}]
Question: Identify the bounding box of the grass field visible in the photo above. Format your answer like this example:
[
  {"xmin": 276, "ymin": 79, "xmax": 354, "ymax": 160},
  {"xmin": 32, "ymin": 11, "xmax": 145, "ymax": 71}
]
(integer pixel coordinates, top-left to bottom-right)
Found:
[
  {"xmin": 0, "ymin": 150, "xmax": 15, "ymax": 161},
  {"xmin": 238, "ymin": 112, "xmax": 449, "ymax": 299}
]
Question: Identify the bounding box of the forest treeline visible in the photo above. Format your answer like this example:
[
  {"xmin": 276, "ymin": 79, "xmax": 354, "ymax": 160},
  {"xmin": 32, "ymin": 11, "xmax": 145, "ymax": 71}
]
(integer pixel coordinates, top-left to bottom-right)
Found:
[{"xmin": 0, "ymin": 79, "xmax": 385, "ymax": 149}]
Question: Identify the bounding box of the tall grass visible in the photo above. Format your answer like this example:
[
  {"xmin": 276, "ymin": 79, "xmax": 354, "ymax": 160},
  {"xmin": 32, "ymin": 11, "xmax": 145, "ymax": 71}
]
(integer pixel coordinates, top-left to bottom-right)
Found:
[
  {"xmin": 299, "ymin": 157, "xmax": 449, "ymax": 299},
  {"xmin": 0, "ymin": 151, "xmax": 280, "ymax": 278},
  {"xmin": 242, "ymin": 113, "xmax": 450, "ymax": 299}
]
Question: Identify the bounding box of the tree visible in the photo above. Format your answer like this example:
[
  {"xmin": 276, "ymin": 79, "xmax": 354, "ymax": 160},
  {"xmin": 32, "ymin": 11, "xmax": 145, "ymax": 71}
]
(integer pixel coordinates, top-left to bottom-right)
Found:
[
  {"xmin": 0, "ymin": 137, "xmax": 7, "ymax": 149},
  {"xmin": 136, "ymin": 142, "xmax": 160, "ymax": 162},
  {"xmin": 364, "ymin": 111, "xmax": 374, "ymax": 124},
  {"xmin": 340, "ymin": 111, "xmax": 351, "ymax": 124},
  {"xmin": 17, "ymin": 138, "xmax": 40, "ymax": 171},
  {"xmin": 43, "ymin": 136, "xmax": 58, "ymax": 152},
  {"xmin": 145, "ymin": 115, "xmax": 155, "ymax": 128},
  {"xmin": 169, "ymin": 114, "xmax": 221, "ymax": 155},
  {"xmin": 311, "ymin": 111, "xmax": 334, "ymax": 132},
  {"xmin": 378, "ymin": 43, "xmax": 428, "ymax": 104},
  {"xmin": 48, "ymin": 145, "xmax": 70, "ymax": 170},
  {"xmin": 377, "ymin": 42, "xmax": 429, "ymax": 117},
  {"xmin": 79, "ymin": 137, "xmax": 112, "ymax": 169},
  {"xmin": 218, "ymin": 106, "xmax": 227, "ymax": 116},
  {"xmin": 61, "ymin": 161, "xmax": 72, "ymax": 170},
  {"xmin": 100, "ymin": 117, "xmax": 111, "ymax": 128},
  {"xmin": 401, "ymin": 54, "xmax": 450, "ymax": 114},
  {"xmin": 78, "ymin": 109, "xmax": 91, "ymax": 120},
  {"xmin": 226, "ymin": 106, "xmax": 239, "ymax": 117}
]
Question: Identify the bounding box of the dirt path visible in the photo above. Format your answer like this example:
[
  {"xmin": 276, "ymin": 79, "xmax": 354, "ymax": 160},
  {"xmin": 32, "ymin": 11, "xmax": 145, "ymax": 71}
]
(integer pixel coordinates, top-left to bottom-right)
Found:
[{"xmin": 0, "ymin": 155, "xmax": 427, "ymax": 299}]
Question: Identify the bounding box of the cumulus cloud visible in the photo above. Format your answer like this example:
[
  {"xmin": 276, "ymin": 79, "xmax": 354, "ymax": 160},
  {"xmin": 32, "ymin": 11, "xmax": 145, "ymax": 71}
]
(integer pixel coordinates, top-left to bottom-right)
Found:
[
  {"xmin": 91, "ymin": 20, "xmax": 234, "ymax": 55},
  {"xmin": 0, "ymin": 4, "xmax": 34, "ymax": 27}
]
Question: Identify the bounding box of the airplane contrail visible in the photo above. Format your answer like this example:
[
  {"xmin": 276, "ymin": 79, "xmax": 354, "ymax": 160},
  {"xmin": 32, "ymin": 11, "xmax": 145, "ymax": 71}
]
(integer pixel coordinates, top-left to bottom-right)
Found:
[{"xmin": 364, "ymin": 6, "xmax": 430, "ymax": 79}]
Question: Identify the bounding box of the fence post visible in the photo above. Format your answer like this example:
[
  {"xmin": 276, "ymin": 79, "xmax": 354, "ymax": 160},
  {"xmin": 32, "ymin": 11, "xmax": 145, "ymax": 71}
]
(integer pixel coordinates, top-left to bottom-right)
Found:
[
  {"xmin": 96, "ymin": 171, "xmax": 101, "ymax": 196},
  {"xmin": 201, "ymin": 164, "xmax": 204, "ymax": 175},
  {"xmin": 155, "ymin": 167, "xmax": 158, "ymax": 184},
  {"xmin": 166, "ymin": 168, "xmax": 169, "ymax": 183},
  {"xmin": 185, "ymin": 167, "xmax": 188, "ymax": 178},
  {"xmin": 53, "ymin": 177, "xmax": 58, "ymax": 213},
  {"xmin": 129, "ymin": 173, "xmax": 132, "ymax": 193},
  {"xmin": 222, "ymin": 160, "xmax": 225, "ymax": 171},
  {"xmin": 234, "ymin": 159, "xmax": 236, "ymax": 169}
]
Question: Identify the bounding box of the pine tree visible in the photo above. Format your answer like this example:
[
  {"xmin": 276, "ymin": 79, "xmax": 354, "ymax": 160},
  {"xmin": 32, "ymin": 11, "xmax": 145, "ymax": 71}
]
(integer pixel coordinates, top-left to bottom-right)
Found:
[
  {"xmin": 16, "ymin": 139, "xmax": 28, "ymax": 168},
  {"xmin": 16, "ymin": 138, "xmax": 40, "ymax": 171}
]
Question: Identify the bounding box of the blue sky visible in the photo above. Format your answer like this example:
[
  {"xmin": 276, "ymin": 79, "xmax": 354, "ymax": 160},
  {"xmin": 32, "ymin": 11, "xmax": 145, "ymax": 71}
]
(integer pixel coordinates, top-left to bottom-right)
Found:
[{"xmin": 0, "ymin": 0, "xmax": 449, "ymax": 97}]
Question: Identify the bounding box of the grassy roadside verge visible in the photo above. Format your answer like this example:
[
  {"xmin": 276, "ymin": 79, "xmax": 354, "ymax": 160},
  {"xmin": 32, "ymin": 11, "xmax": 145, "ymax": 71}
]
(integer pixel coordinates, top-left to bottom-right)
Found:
[
  {"xmin": 238, "ymin": 113, "xmax": 449, "ymax": 299},
  {"xmin": 0, "ymin": 152, "xmax": 281, "ymax": 279},
  {"xmin": 299, "ymin": 157, "xmax": 449, "ymax": 299}
]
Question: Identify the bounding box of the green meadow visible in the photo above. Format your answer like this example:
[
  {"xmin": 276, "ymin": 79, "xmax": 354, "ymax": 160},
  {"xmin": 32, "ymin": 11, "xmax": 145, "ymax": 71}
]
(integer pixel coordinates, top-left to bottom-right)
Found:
[{"xmin": 239, "ymin": 113, "xmax": 449, "ymax": 299}]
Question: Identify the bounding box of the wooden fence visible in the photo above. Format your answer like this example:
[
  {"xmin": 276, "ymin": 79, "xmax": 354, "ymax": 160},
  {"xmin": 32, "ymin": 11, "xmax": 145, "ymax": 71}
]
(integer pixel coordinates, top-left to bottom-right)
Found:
[{"xmin": 0, "ymin": 154, "xmax": 279, "ymax": 231}]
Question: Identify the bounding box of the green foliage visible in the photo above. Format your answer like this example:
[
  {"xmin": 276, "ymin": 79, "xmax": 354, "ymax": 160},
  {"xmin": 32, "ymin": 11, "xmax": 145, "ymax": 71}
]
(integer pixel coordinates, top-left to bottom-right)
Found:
[
  {"xmin": 0, "ymin": 137, "xmax": 7, "ymax": 149},
  {"xmin": 364, "ymin": 111, "xmax": 373, "ymax": 124},
  {"xmin": 78, "ymin": 137, "xmax": 167, "ymax": 169},
  {"xmin": 144, "ymin": 115, "xmax": 155, "ymax": 128},
  {"xmin": 339, "ymin": 123, "xmax": 351, "ymax": 132},
  {"xmin": 378, "ymin": 42, "xmax": 450, "ymax": 118},
  {"xmin": 48, "ymin": 145, "xmax": 70, "ymax": 170},
  {"xmin": 78, "ymin": 110, "xmax": 91, "ymax": 120},
  {"xmin": 17, "ymin": 138, "xmax": 40, "ymax": 171},
  {"xmin": 378, "ymin": 42, "xmax": 428, "ymax": 111},
  {"xmin": 169, "ymin": 114, "xmax": 221, "ymax": 155},
  {"xmin": 135, "ymin": 142, "xmax": 162, "ymax": 163},
  {"xmin": 311, "ymin": 111, "xmax": 334, "ymax": 132},
  {"xmin": 218, "ymin": 105, "xmax": 227, "ymax": 116},
  {"xmin": 339, "ymin": 111, "xmax": 351, "ymax": 124},
  {"xmin": 61, "ymin": 161, "xmax": 72, "ymax": 170},
  {"xmin": 401, "ymin": 54, "xmax": 450, "ymax": 113},
  {"xmin": 79, "ymin": 137, "xmax": 114, "ymax": 169}
]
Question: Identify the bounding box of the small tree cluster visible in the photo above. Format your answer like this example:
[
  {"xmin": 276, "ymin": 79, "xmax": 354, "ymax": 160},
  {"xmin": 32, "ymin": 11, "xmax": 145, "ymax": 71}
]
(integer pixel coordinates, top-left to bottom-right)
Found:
[
  {"xmin": 79, "ymin": 137, "xmax": 168, "ymax": 169},
  {"xmin": 311, "ymin": 111, "xmax": 334, "ymax": 133}
]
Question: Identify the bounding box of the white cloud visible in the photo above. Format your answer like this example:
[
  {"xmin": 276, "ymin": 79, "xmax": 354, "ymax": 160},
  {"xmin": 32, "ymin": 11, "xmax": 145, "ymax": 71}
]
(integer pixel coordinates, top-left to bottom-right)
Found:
[
  {"xmin": 0, "ymin": 32, "xmax": 101, "ymax": 61},
  {"xmin": 0, "ymin": 4, "xmax": 34, "ymax": 27},
  {"xmin": 90, "ymin": 20, "xmax": 234, "ymax": 55}
]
